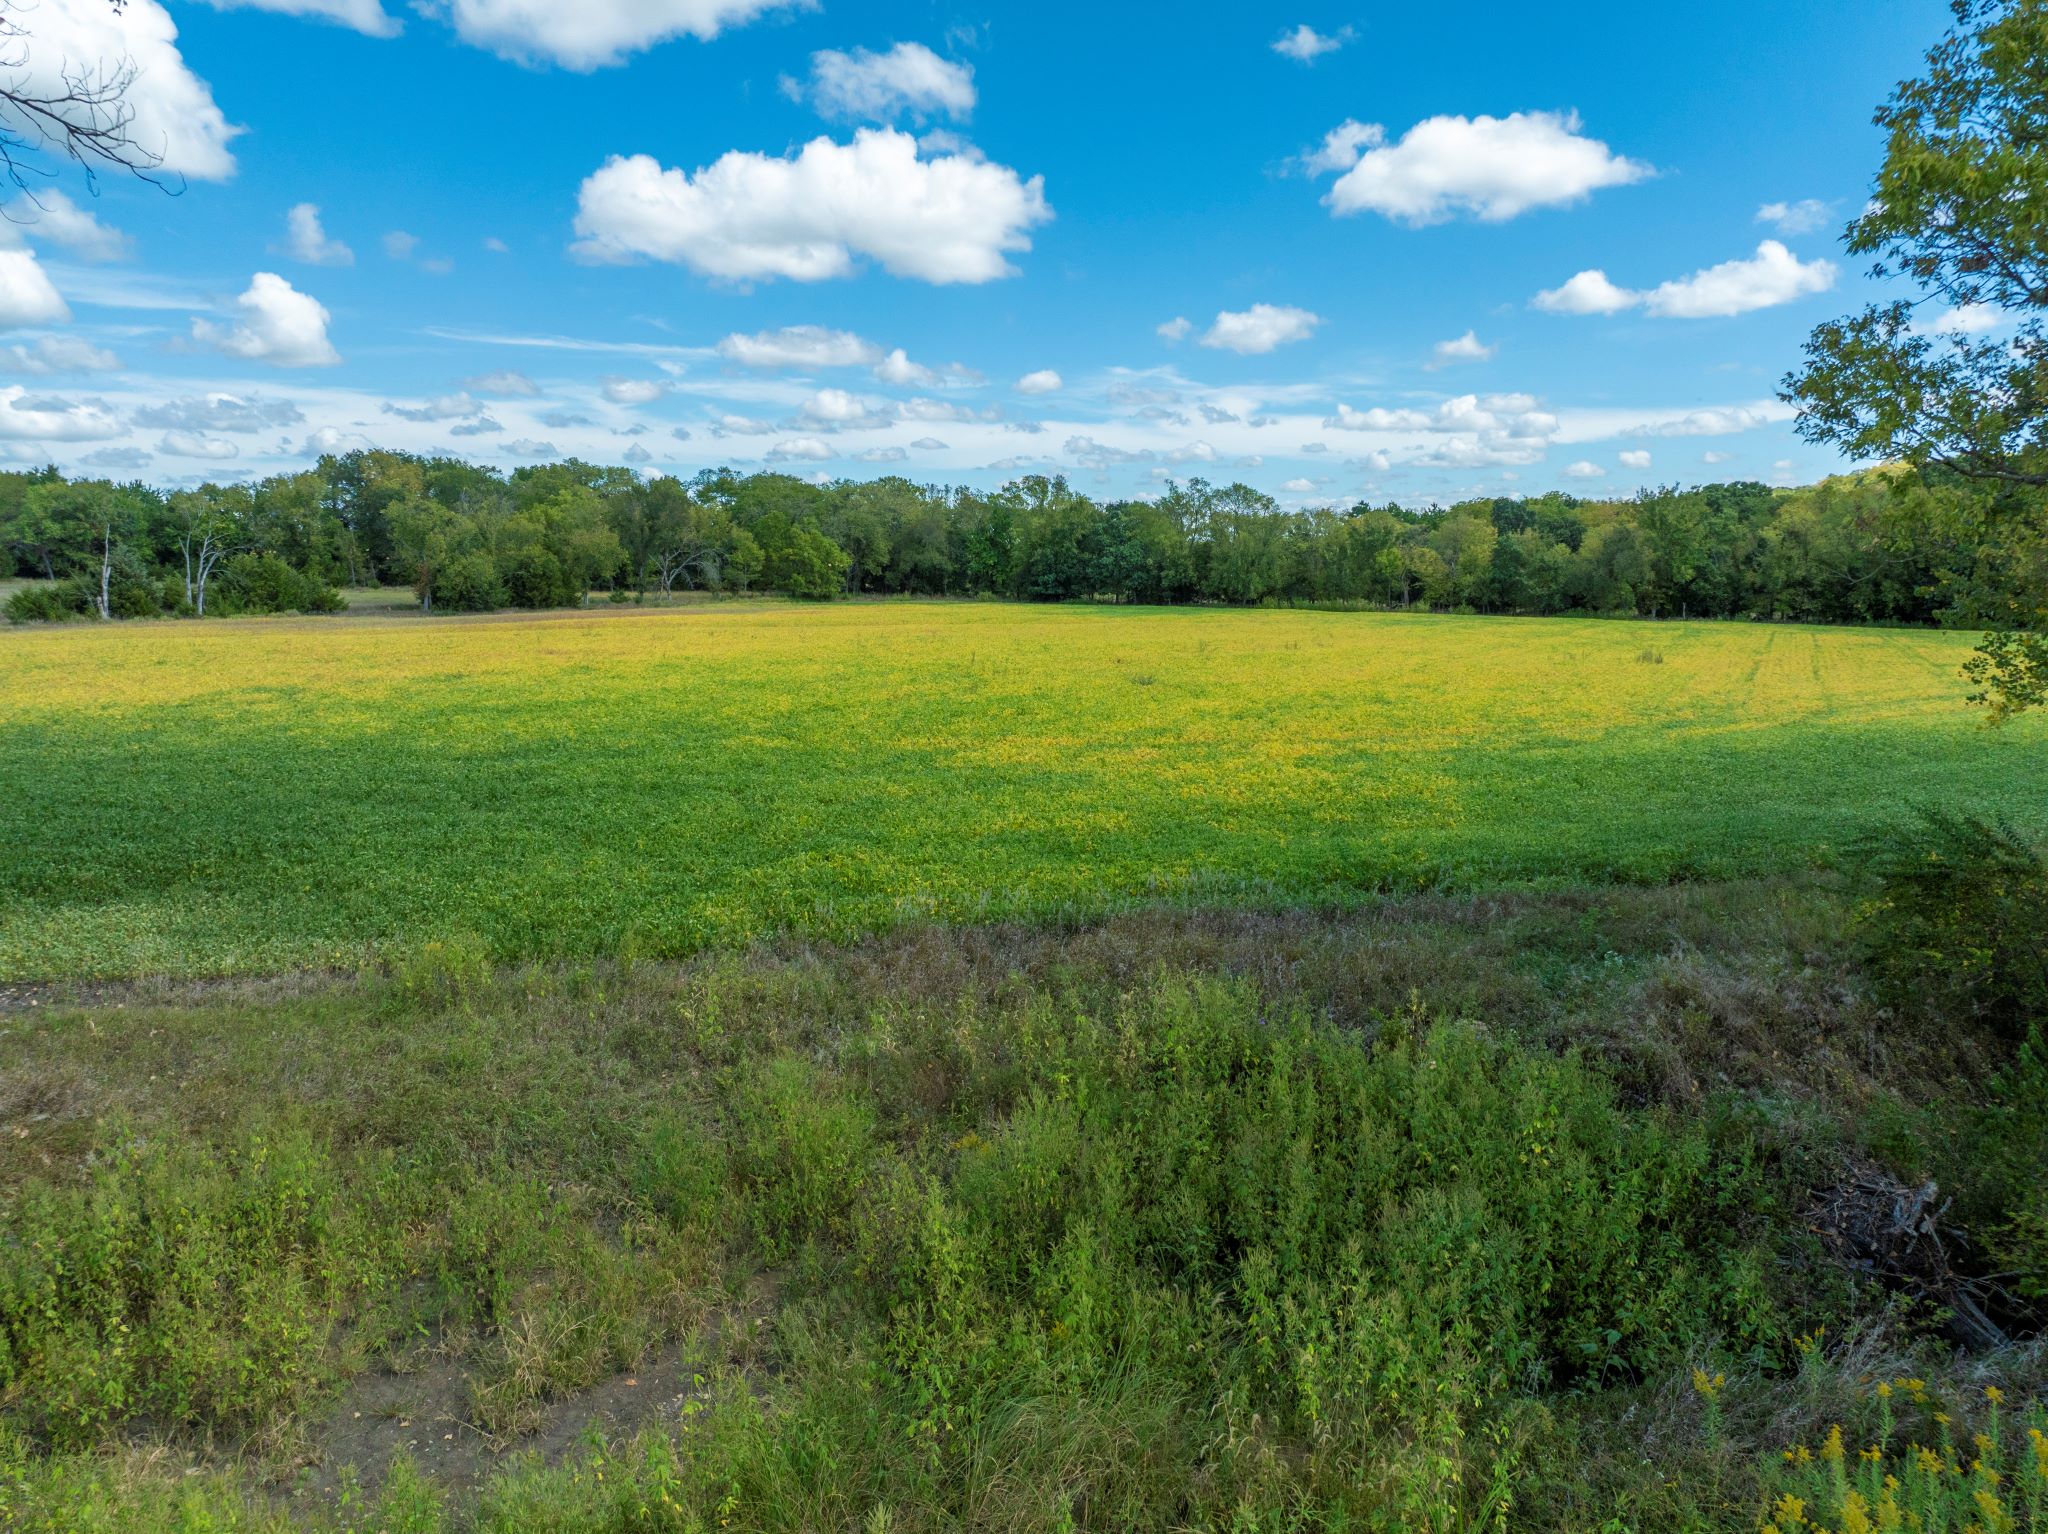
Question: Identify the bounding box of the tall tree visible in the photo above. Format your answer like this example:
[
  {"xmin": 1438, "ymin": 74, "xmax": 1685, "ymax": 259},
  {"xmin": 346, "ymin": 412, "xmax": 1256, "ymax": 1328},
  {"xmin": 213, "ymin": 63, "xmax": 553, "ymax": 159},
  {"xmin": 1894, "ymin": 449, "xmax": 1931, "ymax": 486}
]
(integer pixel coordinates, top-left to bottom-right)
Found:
[{"xmin": 1785, "ymin": 0, "xmax": 2048, "ymax": 717}]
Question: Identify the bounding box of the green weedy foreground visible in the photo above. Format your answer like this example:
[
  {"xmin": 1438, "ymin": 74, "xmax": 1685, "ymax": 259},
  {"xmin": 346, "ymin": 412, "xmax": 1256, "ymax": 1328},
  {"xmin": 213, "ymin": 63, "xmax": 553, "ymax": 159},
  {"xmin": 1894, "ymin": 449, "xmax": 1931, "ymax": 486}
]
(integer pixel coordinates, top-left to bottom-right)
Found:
[{"xmin": 2, "ymin": 601, "xmax": 2043, "ymax": 978}]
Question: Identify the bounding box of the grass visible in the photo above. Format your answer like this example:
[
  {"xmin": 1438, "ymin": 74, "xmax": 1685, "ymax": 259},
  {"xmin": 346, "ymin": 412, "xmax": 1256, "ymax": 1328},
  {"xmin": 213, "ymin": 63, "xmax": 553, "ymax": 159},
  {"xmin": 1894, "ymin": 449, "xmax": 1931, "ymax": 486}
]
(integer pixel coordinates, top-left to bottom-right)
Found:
[
  {"xmin": 2, "ymin": 603, "xmax": 2042, "ymax": 980},
  {"xmin": 0, "ymin": 884, "xmax": 2042, "ymax": 1531}
]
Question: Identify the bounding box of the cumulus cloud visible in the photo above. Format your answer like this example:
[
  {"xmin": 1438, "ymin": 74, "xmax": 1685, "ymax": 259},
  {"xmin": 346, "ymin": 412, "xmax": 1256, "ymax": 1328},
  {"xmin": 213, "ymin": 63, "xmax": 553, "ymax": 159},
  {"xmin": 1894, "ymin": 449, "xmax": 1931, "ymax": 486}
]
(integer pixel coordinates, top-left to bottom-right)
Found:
[
  {"xmin": 284, "ymin": 203, "xmax": 354, "ymax": 266},
  {"xmin": 1201, "ymin": 304, "xmax": 1321, "ymax": 355},
  {"xmin": 383, "ymin": 390, "xmax": 488, "ymax": 422},
  {"xmin": 1427, "ymin": 330, "xmax": 1495, "ymax": 368},
  {"xmin": 3, "ymin": 334, "xmax": 119, "ymax": 373},
  {"xmin": 1536, "ymin": 242, "xmax": 1835, "ymax": 319},
  {"xmin": 1533, "ymin": 268, "xmax": 1638, "ymax": 315},
  {"xmin": 717, "ymin": 325, "xmax": 879, "ymax": 368},
  {"xmin": 1917, "ymin": 303, "xmax": 2004, "ymax": 337},
  {"xmin": 464, "ymin": 368, "xmax": 539, "ymax": 395},
  {"xmin": 0, "ymin": 385, "xmax": 122, "ymax": 440},
  {"xmin": 1156, "ymin": 316, "xmax": 1192, "ymax": 343},
  {"xmin": 134, "ymin": 394, "xmax": 304, "ymax": 432},
  {"xmin": 1622, "ymin": 406, "xmax": 1782, "ymax": 438},
  {"xmin": 857, "ymin": 445, "xmax": 907, "ymax": 462},
  {"xmin": 0, "ymin": 249, "xmax": 70, "ymax": 328},
  {"xmin": 505, "ymin": 437, "xmax": 558, "ymax": 456},
  {"xmin": 571, "ymin": 129, "xmax": 1052, "ymax": 284},
  {"xmin": 909, "ymin": 435, "xmax": 948, "ymax": 450},
  {"xmin": 156, "ymin": 430, "xmax": 239, "ymax": 459},
  {"xmin": 801, "ymin": 387, "xmax": 891, "ymax": 428},
  {"xmin": 192, "ymin": 272, "xmax": 340, "ymax": 366},
  {"xmin": 1281, "ymin": 476, "xmax": 1320, "ymax": 492},
  {"xmin": 0, "ymin": 191, "xmax": 131, "ymax": 261},
  {"xmin": 1641, "ymin": 241, "xmax": 1836, "ymax": 318},
  {"xmin": 1757, "ymin": 198, "xmax": 1832, "ymax": 235},
  {"xmin": 303, "ymin": 426, "xmax": 374, "ymax": 455},
  {"xmin": 3, "ymin": 0, "xmax": 239, "ymax": 179},
  {"xmin": 1322, "ymin": 391, "xmax": 1560, "ymax": 467},
  {"xmin": 1308, "ymin": 110, "xmax": 1648, "ymax": 224},
  {"xmin": 872, "ymin": 346, "xmax": 977, "ymax": 387},
  {"xmin": 767, "ymin": 436, "xmax": 835, "ymax": 461},
  {"xmin": 603, "ymin": 377, "xmax": 669, "ymax": 404},
  {"xmin": 433, "ymin": 0, "xmax": 797, "ymax": 68},
  {"xmin": 621, "ymin": 443, "xmax": 652, "ymax": 463},
  {"xmin": 80, "ymin": 447, "xmax": 151, "ymax": 470},
  {"xmin": 1271, "ymin": 23, "xmax": 1352, "ymax": 62},
  {"xmin": 1562, "ymin": 460, "xmax": 1605, "ymax": 479},
  {"xmin": 1618, "ymin": 449, "xmax": 1652, "ymax": 470},
  {"xmin": 199, "ymin": 0, "xmax": 400, "ymax": 35},
  {"xmin": 1016, "ymin": 369, "xmax": 1062, "ymax": 394},
  {"xmin": 791, "ymin": 42, "xmax": 975, "ymax": 122}
]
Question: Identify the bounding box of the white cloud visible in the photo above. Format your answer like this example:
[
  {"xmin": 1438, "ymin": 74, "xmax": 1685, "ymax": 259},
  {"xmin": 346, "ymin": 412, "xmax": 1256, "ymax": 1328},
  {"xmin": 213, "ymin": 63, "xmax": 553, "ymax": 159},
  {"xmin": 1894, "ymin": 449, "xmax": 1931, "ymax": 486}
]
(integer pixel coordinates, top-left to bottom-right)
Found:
[
  {"xmin": 434, "ymin": 0, "xmax": 798, "ymax": 68},
  {"xmin": 156, "ymin": 430, "xmax": 240, "ymax": 459},
  {"xmin": 1756, "ymin": 198, "xmax": 1831, "ymax": 235},
  {"xmin": 383, "ymin": 390, "xmax": 488, "ymax": 422},
  {"xmin": 134, "ymin": 394, "xmax": 303, "ymax": 431},
  {"xmin": 0, "ymin": 250, "xmax": 70, "ymax": 328},
  {"xmin": 603, "ymin": 377, "xmax": 669, "ymax": 404},
  {"xmin": 284, "ymin": 203, "xmax": 354, "ymax": 266},
  {"xmin": 571, "ymin": 129, "xmax": 1051, "ymax": 284},
  {"xmin": 873, "ymin": 347, "xmax": 934, "ymax": 386},
  {"xmin": 1533, "ymin": 269, "xmax": 1638, "ymax": 315},
  {"xmin": 505, "ymin": 438, "xmax": 558, "ymax": 456},
  {"xmin": 767, "ymin": 436, "xmax": 835, "ymax": 461},
  {"xmin": 1618, "ymin": 449, "xmax": 1652, "ymax": 470},
  {"xmin": 1201, "ymin": 304, "xmax": 1321, "ymax": 355},
  {"xmin": 857, "ymin": 445, "xmax": 907, "ymax": 463},
  {"xmin": 1538, "ymin": 242, "xmax": 1836, "ymax": 320},
  {"xmin": 1321, "ymin": 391, "xmax": 1560, "ymax": 467},
  {"xmin": 718, "ymin": 325, "xmax": 880, "ymax": 368},
  {"xmin": 3, "ymin": 0, "xmax": 239, "ymax": 179},
  {"xmin": 1427, "ymin": 329, "xmax": 1495, "ymax": 368},
  {"xmin": 794, "ymin": 42, "xmax": 974, "ymax": 122},
  {"xmin": 1623, "ymin": 406, "xmax": 1781, "ymax": 438},
  {"xmin": 1562, "ymin": 460, "xmax": 1605, "ymax": 479},
  {"xmin": 1641, "ymin": 241, "xmax": 1836, "ymax": 318},
  {"xmin": 1702, "ymin": 450, "xmax": 1732, "ymax": 465},
  {"xmin": 483, "ymin": 236, "xmax": 510, "ymax": 253},
  {"xmin": 1271, "ymin": 23, "xmax": 1352, "ymax": 62},
  {"xmin": 3, "ymin": 334, "xmax": 118, "ymax": 372},
  {"xmin": 383, "ymin": 230, "xmax": 419, "ymax": 260},
  {"xmin": 464, "ymin": 369, "xmax": 539, "ymax": 395},
  {"xmin": 621, "ymin": 443, "xmax": 652, "ymax": 463},
  {"xmin": 0, "ymin": 385, "xmax": 121, "ymax": 440},
  {"xmin": 1916, "ymin": 303, "xmax": 2004, "ymax": 337},
  {"xmin": 1281, "ymin": 476, "xmax": 1319, "ymax": 492},
  {"xmin": 0, "ymin": 191, "xmax": 131, "ymax": 261},
  {"xmin": 199, "ymin": 0, "xmax": 400, "ymax": 35},
  {"xmin": 1016, "ymin": 368, "xmax": 1062, "ymax": 394},
  {"xmin": 1156, "ymin": 316, "xmax": 1192, "ymax": 343},
  {"xmin": 1311, "ymin": 110, "xmax": 1648, "ymax": 224},
  {"xmin": 801, "ymin": 387, "xmax": 890, "ymax": 427},
  {"xmin": 191, "ymin": 272, "xmax": 340, "ymax": 366},
  {"xmin": 304, "ymin": 426, "xmax": 374, "ymax": 455}
]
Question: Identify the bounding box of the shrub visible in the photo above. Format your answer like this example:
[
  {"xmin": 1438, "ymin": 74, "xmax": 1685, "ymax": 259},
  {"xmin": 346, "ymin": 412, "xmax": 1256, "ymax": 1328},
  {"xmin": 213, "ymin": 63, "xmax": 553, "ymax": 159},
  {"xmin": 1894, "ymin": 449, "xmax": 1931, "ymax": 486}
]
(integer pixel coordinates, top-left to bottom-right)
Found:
[
  {"xmin": 3, "ymin": 583, "xmax": 80, "ymax": 623},
  {"xmin": 212, "ymin": 553, "xmax": 345, "ymax": 616},
  {"xmin": 764, "ymin": 525, "xmax": 851, "ymax": 600},
  {"xmin": 434, "ymin": 552, "xmax": 506, "ymax": 614},
  {"xmin": 1854, "ymin": 807, "xmax": 2048, "ymax": 1042},
  {"xmin": 500, "ymin": 545, "xmax": 575, "ymax": 610}
]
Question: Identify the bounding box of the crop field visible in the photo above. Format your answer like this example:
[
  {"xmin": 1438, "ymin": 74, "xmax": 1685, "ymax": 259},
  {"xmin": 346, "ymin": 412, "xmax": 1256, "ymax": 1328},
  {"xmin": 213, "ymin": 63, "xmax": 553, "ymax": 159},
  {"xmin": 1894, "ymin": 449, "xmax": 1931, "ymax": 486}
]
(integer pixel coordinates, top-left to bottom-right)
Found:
[{"xmin": 3, "ymin": 601, "xmax": 2043, "ymax": 980}]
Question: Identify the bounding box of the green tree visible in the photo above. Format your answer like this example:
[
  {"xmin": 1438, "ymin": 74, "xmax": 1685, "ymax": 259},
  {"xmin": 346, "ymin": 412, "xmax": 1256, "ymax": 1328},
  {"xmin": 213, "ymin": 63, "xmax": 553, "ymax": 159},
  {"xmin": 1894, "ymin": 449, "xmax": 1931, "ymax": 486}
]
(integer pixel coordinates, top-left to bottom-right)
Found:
[{"xmin": 1785, "ymin": 0, "xmax": 2048, "ymax": 716}]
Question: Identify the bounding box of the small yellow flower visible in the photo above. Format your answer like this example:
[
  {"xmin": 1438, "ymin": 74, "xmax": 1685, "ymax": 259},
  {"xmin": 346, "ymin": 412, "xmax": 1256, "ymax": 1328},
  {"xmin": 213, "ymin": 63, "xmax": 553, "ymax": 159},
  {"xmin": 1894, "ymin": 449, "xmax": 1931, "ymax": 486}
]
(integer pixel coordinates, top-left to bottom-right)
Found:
[{"xmin": 1984, "ymin": 1385, "xmax": 2005, "ymax": 1405}]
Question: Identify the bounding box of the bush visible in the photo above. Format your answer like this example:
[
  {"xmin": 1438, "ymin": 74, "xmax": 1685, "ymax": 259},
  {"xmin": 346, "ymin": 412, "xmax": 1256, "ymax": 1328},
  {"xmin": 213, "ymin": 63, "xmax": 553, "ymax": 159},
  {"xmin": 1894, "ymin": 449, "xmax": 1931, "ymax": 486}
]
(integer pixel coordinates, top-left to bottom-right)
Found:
[
  {"xmin": 3, "ymin": 583, "xmax": 81, "ymax": 623},
  {"xmin": 212, "ymin": 553, "xmax": 345, "ymax": 616},
  {"xmin": 763, "ymin": 525, "xmax": 851, "ymax": 599},
  {"xmin": 1854, "ymin": 807, "xmax": 2048, "ymax": 1041},
  {"xmin": 434, "ymin": 552, "xmax": 507, "ymax": 613},
  {"xmin": 500, "ymin": 545, "xmax": 576, "ymax": 610}
]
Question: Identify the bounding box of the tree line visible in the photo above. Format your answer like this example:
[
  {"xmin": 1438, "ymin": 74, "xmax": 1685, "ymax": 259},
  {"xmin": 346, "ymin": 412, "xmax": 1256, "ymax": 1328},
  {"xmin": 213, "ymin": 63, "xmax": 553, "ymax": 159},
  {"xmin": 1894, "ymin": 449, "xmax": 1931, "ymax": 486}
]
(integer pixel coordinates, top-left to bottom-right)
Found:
[{"xmin": 0, "ymin": 450, "xmax": 2030, "ymax": 631}]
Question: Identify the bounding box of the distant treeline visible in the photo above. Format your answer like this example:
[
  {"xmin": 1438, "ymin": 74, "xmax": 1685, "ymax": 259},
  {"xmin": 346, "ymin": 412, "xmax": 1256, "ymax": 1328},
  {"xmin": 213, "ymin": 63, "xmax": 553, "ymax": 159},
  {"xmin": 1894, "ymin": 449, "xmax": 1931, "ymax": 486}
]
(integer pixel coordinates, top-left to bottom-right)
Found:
[{"xmin": 0, "ymin": 452, "xmax": 2024, "ymax": 628}]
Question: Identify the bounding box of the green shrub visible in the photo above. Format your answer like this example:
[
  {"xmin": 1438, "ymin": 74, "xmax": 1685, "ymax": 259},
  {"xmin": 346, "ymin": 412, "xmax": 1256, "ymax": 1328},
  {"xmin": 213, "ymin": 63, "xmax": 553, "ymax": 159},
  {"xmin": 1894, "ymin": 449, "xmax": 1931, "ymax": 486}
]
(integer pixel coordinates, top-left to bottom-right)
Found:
[
  {"xmin": 500, "ymin": 545, "xmax": 575, "ymax": 610},
  {"xmin": 1854, "ymin": 807, "xmax": 2048, "ymax": 1041},
  {"xmin": 0, "ymin": 1126, "xmax": 405, "ymax": 1449},
  {"xmin": 3, "ymin": 583, "xmax": 80, "ymax": 623},
  {"xmin": 434, "ymin": 552, "xmax": 506, "ymax": 613},
  {"xmin": 212, "ymin": 552, "xmax": 345, "ymax": 616}
]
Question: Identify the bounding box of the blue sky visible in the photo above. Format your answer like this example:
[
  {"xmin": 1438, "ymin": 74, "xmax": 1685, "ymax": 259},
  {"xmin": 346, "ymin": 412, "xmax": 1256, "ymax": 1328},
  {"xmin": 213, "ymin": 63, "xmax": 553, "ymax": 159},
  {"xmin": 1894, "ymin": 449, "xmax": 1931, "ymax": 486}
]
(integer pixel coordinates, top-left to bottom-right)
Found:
[{"xmin": 0, "ymin": 0, "xmax": 1959, "ymax": 503}]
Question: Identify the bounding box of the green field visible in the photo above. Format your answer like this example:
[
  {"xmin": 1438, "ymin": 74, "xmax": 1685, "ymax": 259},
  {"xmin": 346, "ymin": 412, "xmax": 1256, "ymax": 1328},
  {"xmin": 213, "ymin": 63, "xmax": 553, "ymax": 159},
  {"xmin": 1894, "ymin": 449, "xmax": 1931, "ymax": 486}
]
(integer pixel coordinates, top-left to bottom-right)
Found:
[{"xmin": 3, "ymin": 602, "xmax": 2042, "ymax": 979}]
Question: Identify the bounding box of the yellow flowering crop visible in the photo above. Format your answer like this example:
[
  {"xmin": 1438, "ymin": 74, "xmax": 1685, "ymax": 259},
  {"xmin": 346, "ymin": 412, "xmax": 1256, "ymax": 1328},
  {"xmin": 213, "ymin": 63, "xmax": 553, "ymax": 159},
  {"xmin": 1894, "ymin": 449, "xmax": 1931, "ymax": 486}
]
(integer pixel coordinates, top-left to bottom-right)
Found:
[{"xmin": 2, "ymin": 603, "xmax": 2042, "ymax": 979}]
